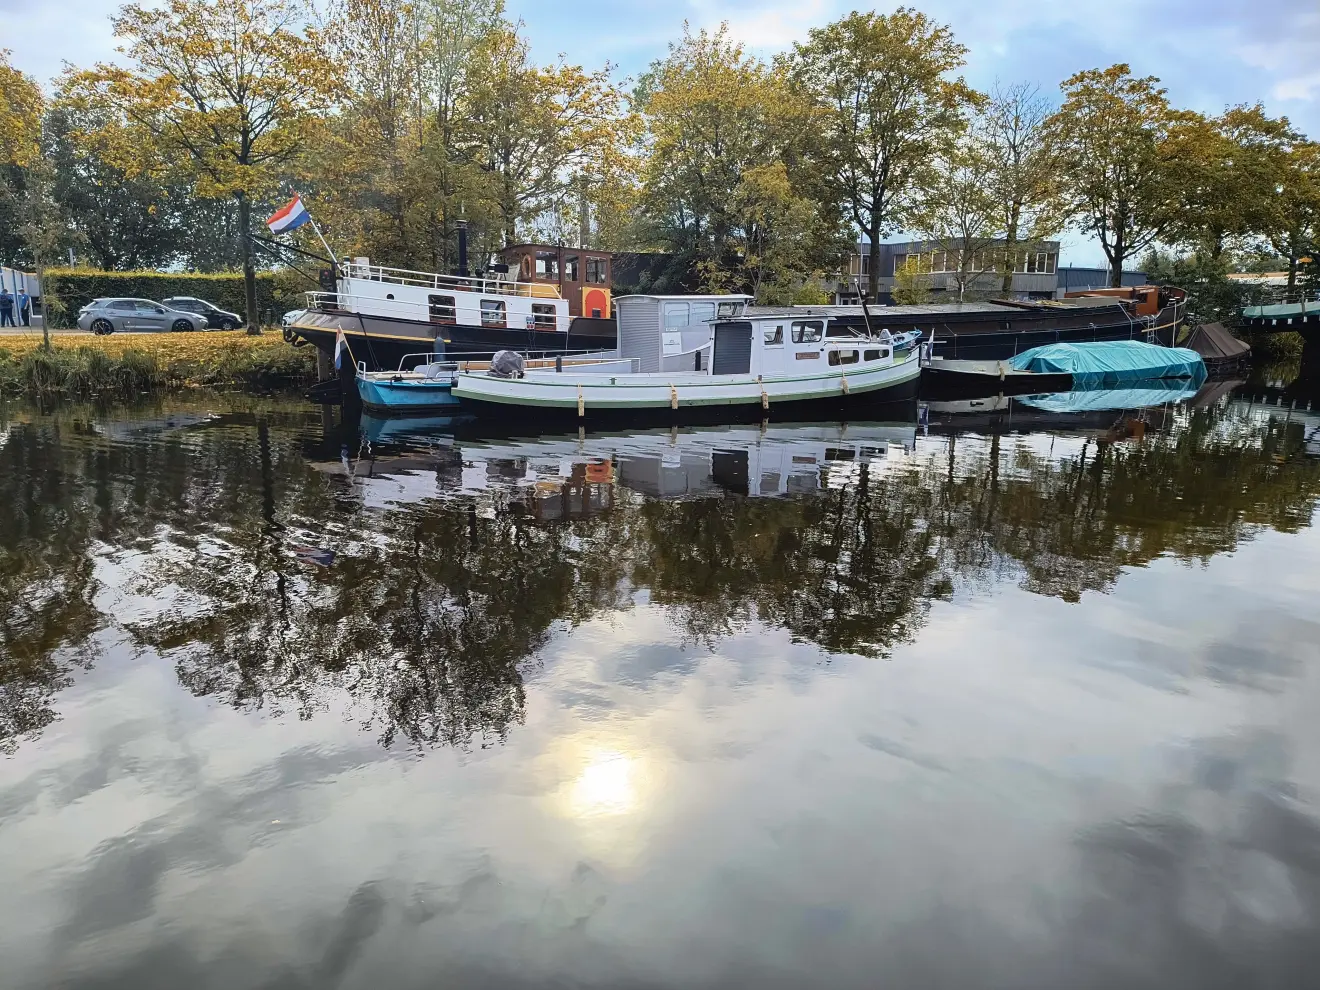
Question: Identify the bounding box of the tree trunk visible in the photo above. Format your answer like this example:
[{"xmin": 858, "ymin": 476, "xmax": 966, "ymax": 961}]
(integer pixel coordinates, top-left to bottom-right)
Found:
[
  {"xmin": 1002, "ymin": 208, "xmax": 1020, "ymax": 295},
  {"xmin": 236, "ymin": 192, "xmax": 260, "ymax": 334},
  {"xmin": 867, "ymin": 222, "xmax": 882, "ymax": 305},
  {"xmin": 1109, "ymin": 229, "xmax": 1125, "ymax": 288},
  {"xmin": 1288, "ymin": 251, "xmax": 1299, "ymax": 291}
]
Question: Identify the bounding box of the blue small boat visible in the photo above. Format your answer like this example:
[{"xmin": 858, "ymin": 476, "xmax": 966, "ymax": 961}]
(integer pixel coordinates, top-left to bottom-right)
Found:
[{"xmin": 356, "ymin": 358, "xmax": 460, "ymax": 414}]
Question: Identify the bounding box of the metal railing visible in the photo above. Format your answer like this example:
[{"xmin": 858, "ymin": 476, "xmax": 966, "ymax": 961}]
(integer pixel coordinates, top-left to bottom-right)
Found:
[{"xmin": 339, "ymin": 260, "xmax": 561, "ymax": 300}]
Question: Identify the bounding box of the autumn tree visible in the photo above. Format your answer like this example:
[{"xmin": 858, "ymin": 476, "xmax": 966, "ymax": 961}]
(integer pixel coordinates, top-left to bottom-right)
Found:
[
  {"xmin": 790, "ymin": 8, "xmax": 978, "ymax": 302},
  {"xmin": 636, "ymin": 24, "xmax": 844, "ymax": 298},
  {"xmin": 45, "ymin": 80, "xmax": 187, "ymax": 270},
  {"xmin": 1046, "ymin": 64, "xmax": 1182, "ymax": 288},
  {"xmin": 0, "ymin": 51, "xmax": 44, "ymax": 267},
  {"xmin": 979, "ymin": 82, "xmax": 1063, "ymax": 293},
  {"xmin": 909, "ymin": 142, "xmax": 1003, "ymax": 301},
  {"xmin": 80, "ymin": 0, "xmax": 336, "ymax": 331},
  {"xmin": 1261, "ymin": 141, "xmax": 1320, "ymax": 291},
  {"xmin": 467, "ymin": 26, "xmax": 626, "ymax": 247},
  {"xmin": 1166, "ymin": 104, "xmax": 1299, "ymax": 262}
]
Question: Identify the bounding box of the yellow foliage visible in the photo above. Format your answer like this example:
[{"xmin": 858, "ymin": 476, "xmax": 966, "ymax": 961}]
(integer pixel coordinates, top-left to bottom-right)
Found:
[{"xmin": 0, "ymin": 50, "xmax": 43, "ymax": 169}]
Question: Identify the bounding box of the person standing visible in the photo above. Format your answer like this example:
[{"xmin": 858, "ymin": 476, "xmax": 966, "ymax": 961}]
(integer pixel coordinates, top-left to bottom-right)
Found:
[
  {"xmin": 0, "ymin": 289, "xmax": 14, "ymax": 327},
  {"xmin": 17, "ymin": 289, "xmax": 30, "ymax": 326}
]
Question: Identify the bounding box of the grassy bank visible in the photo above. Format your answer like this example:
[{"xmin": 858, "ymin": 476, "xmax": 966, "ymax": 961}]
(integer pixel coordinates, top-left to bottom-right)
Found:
[{"xmin": 0, "ymin": 331, "xmax": 317, "ymax": 397}]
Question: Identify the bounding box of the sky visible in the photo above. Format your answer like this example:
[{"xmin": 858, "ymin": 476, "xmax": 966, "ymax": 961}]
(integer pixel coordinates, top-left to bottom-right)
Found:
[{"xmin": 4, "ymin": 0, "xmax": 1319, "ymax": 268}]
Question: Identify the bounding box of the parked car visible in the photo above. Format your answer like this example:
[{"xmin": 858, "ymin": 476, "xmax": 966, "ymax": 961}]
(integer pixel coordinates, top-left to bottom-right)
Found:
[
  {"xmin": 161, "ymin": 296, "xmax": 243, "ymax": 330},
  {"xmin": 76, "ymin": 298, "xmax": 208, "ymax": 335}
]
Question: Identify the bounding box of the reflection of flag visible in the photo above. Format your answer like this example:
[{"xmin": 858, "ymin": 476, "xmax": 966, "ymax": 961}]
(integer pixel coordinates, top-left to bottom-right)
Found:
[
  {"xmin": 334, "ymin": 329, "xmax": 349, "ymax": 370},
  {"xmin": 267, "ymin": 195, "xmax": 311, "ymax": 233},
  {"xmin": 292, "ymin": 546, "xmax": 336, "ymax": 567}
]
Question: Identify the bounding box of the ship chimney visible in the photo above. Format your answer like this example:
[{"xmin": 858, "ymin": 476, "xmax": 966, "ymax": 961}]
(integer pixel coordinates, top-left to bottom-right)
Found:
[{"xmin": 456, "ymin": 218, "xmax": 469, "ymax": 278}]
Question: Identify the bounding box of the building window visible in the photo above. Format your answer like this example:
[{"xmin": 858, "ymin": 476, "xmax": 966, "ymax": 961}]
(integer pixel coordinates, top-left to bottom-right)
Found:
[
  {"xmin": 534, "ymin": 252, "xmax": 559, "ymax": 279},
  {"xmin": 1044, "ymin": 253, "xmax": 1057, "ymax": 274},
  {"xmin": 585, "ymin": 257, "xmax": 608, "ymax": 284},
  {"xmin": 531, "ymin": 303, "xmax": 556, "ymax": 329},
  {"xmin": 428, "ymin": 294, "xmax": 456, "ymax": 323},
  {"xmin": 791, "ymin": 320, "xmax": 824, "ymax": 343},
  {"xmin": 563, "ymin": 254, "xmax": 579, "ymax": 282},
  {"xmin": 663, "ymin": 302, "xmax": 690, "ymax": 329},
  {"xmin": 480, "ymin": 299, "xmax": 506, "ymax": 327}
]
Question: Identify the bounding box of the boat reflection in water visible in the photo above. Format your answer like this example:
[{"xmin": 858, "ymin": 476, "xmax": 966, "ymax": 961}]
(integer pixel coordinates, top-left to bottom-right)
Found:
[{"xmin": 345, "ymin": 415, "xmax": 920, "ymax": 513}]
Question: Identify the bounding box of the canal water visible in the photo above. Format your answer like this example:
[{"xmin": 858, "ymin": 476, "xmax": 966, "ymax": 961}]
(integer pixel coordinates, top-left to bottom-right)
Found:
[{"xmin": 2, "ymin": 387, "xmax": 1319, "ymax": 989}]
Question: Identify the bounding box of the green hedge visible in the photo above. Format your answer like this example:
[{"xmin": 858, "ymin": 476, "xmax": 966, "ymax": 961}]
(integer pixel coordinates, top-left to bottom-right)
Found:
[{"xmin": 41, "ymin": 268, "xmax": 312, "ymax": 328}]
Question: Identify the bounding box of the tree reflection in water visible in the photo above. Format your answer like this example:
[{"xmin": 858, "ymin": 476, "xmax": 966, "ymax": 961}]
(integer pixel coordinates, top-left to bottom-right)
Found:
[{"xmin": 1, "ymin": 393, "xmax": 1319, "ymax": 753}]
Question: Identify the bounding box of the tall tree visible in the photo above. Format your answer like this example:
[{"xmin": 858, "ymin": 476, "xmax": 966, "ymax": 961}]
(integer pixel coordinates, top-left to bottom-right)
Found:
[
  {"xmin": 467, "ymin": 26, "xmax": 626, "ymax": 246},
  {"xmin": 1262, "ymin": 141, "xmax": 1320, "ymax": 291},
  {"xmin": 636, "ymin": 24, "xmax": 842, "ymax": 297},
  {"xmin": 1046, "ymin": 64, "xmax": 1180, "ymax": 288},
  {"xmin": 45, "ymin": 83, "xmax": 186, "ymax": 270},
  {"xmin": 1167, "ymin": 105, "xmax": 1299, "ymax": 261},
  {"xmin": 80, "ymin": 0, "xmax": 336, "ymax": 330},
  {"xmin": 909, "ymin": 142, "xmax": 1003, "ymax": 301},
  {"xmin": 979, "ymin": 82, "xmax": 1063, "ymax": 293},
  {"xmin": 0, "ymin": 51, "xmax": 44, "ymax": 268},
  {"xmin": 790, "ymin": 8, "xmax": 978, "ymax": 303}
]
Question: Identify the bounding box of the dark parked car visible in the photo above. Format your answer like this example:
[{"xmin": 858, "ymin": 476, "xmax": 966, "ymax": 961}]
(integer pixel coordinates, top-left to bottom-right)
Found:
[
  {"xmin": 77, "ymin": 298, "xmax": 208, "ymax": 334},
  {"xmin": 161, "ymin": 296, "xmax": 243, "ymax": 330}
]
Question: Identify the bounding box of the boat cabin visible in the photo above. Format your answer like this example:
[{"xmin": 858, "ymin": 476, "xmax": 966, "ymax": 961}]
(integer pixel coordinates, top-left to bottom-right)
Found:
[
  {"xmin": 321, "ymin": 257, "xmax": 573, "ymax": 333},
  {"xmin": 710, "ymin": 308, "xmax": 901, "ymax": 378},
  {"xmin": 615, "ymin": 294, "xmax": 754, "ymax": 373},
  {"xmin": 500, "ymin": 244, "xmax": 613, "ymax": 320}
]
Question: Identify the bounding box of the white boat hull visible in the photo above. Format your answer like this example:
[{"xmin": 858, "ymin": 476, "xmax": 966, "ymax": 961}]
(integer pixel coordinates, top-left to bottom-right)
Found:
[{"xmin": 452, "ymin": 350, "xmax": 922, "ymax": 412}]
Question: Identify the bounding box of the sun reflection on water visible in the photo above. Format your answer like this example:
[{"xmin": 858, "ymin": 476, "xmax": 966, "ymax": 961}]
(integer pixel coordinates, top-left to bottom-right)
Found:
[{"xmin": 568, "ymin": 750, "xmax": 638, "ymax": 818}]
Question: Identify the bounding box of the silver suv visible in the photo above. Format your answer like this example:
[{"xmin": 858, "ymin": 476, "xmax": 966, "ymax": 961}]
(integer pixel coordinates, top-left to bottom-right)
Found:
[{"xmin": 77, "ymin": 298, "xmax": 208, "ymax": 335}]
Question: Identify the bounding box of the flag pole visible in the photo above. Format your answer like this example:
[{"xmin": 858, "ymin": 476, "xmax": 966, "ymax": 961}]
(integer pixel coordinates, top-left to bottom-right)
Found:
[{"xmin": 309, "ymin": 216, "xmax": 337, "ymax": 270}]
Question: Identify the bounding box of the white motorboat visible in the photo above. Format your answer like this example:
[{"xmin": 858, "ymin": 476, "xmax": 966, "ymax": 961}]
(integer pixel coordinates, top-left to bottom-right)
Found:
[{"xmin": 451, "ymin": 300, "xmax": 922, "ymax": 418}]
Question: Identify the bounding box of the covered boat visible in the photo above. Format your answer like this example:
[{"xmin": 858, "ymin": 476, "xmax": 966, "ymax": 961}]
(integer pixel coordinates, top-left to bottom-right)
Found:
[
  {"xmin": 1009, "ymin": 341, "xmax": 1206, "ymax": 387},
  {"xmin": 1182, "ymin": 322, "xmax": 1251, "ymax": 375}
]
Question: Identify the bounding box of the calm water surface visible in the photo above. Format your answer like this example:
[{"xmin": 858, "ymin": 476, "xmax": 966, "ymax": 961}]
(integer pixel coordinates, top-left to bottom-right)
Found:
[{"xmin": 3, "ymin": 387, "xmax": 1320, "ymax": 989}]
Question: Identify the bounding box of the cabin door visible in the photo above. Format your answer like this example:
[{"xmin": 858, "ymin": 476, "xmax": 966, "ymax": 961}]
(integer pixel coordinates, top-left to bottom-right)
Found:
[{"xmin": 711, "ymin": 321, "xmax": 753, "ymax": 375}]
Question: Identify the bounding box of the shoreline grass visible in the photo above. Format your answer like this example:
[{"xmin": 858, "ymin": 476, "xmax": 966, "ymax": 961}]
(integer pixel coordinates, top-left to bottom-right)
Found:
[{"xmin": 0, "ymin": 330, "xmax": 317, "ymax": 397}]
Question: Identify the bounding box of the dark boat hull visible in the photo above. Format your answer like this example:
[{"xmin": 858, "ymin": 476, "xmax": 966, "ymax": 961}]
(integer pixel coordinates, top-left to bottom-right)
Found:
[
  {"xmin": 825, "ymin": 302, "xmax": 1181, "ymax": 361},
  {"xmin": 288, "ymin": 309, "xmax": 617, "ymax": 372}
]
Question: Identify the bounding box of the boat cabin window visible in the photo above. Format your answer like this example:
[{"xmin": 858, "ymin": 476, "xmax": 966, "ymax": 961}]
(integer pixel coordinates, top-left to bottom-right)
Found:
[
  {"xmin": 585, "ymin": 257, "xmax": 608, "ymax": 284},
  {"xmin": 663, "ymin": 302, "xmax": 690, "ymax": 329},
  {"xmin": 791, "ymin": 320, "xmax": 824, "ymax": 343},
  {"xmin": 690, "ymin": 302, "xmax": 716, "ymax": 325},
  {"xmin": 717, "ymin": 301, "xmax": 745, "ymax": 318},
  {"xmin": 563, "ymin": 254, "xmax": 579, "ymax": 282},
  {"xmin": 828, "ymin": 350, "xmax": 859, "ymax": 366},
  {"xmin": 764, "ymin": 324, "xmax": 784, "ymax": 345},
  {"xmin": 534, "ymin": 252, "xmax": 559, "ymax": 278},
  {"xmin": 531, "ymin": 303, "xmax": 557, "ymax": 329},
  {"xmin": 480, "ymin": 299, "xmax": 507, "ymax": 328},
  {"xmin": 864, "ymin": 348, "xmax": 889, "ymax": 362}
]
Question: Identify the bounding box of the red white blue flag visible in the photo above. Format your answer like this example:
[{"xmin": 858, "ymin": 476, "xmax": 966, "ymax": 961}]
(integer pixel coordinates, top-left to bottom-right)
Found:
[{"xmin": 267, "ymin": 195, "xmax": 311, "ymax": 234}]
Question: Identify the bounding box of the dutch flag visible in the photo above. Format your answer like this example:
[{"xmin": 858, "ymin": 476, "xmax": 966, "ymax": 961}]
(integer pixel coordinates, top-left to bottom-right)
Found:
[
  {"xmin": 266, "ymin": 194, "xmax": 312, "ymax": 234},
  {"xmin": 334, "ymin": 329, "xmax": 349, "ymax": 371}
]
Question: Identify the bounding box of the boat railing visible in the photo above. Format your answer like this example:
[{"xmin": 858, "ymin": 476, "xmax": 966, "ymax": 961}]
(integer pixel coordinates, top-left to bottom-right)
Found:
[
  {"xmin": 339, "ymin": 260, "xmax": 561, "ymax": 300},
  {"xmin": 302, "ymin": 289, "xmax": 568, "ymax": 332}
]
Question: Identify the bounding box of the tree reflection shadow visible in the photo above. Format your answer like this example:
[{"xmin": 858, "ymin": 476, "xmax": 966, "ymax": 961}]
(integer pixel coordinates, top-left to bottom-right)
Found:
[{"xmin": 3, "ymin": 395, "xmax": 1320, "ymax": 752}]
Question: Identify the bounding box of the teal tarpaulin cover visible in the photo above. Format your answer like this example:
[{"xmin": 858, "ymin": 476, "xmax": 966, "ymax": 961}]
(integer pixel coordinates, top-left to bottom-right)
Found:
[{"xmin": 1008, "ymin": 341, "xmax": 1207, "ymax": 387}]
